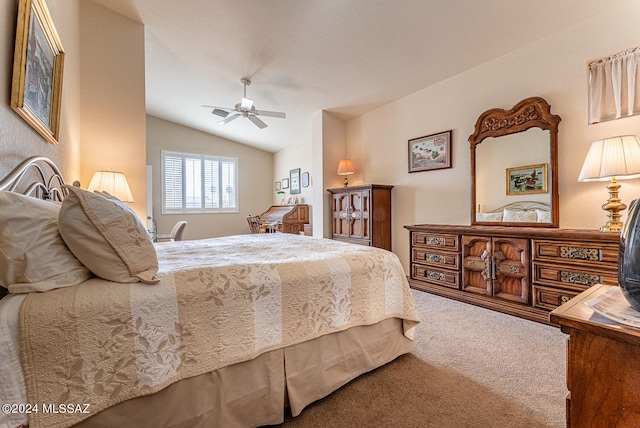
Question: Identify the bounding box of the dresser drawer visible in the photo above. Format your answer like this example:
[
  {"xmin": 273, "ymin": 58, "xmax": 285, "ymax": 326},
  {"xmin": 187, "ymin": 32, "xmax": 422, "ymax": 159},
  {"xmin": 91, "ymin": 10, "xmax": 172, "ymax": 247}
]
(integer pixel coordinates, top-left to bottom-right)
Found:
[
  {"xmin": 411, "ymin": 265, "xmax": 460, "ymax": 289},
  {"xmin": 532, "ymin": 239, "xmax": 618, "ymax": 267},
  {"xmin": 533, "ymin": 285, "xmax": 580, "ymax": 311},
  {"xmin": 412, "ymin": 248, "xmax": 461, "ymax": 270},
  {"xmin": 532, "ymin": 261, "xmax": 618, "ymax": 291},
  {"xmin": 412, "ymin": 232, "xmax": 459, "ymax": 251}
]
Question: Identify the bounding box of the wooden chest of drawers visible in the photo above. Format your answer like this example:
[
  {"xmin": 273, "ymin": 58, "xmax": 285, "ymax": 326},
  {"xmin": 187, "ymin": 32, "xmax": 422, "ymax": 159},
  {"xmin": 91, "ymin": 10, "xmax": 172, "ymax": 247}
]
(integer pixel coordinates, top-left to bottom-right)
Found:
[{"xmin": 404, "ymin": 224, "xmax": 620, "ymax": 324}]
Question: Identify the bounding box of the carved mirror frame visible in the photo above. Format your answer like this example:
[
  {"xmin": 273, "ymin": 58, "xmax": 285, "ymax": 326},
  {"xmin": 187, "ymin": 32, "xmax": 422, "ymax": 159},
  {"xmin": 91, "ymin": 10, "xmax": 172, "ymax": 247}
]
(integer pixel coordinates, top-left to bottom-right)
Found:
[{"xmin": 469, "ymin": 97, "xmax": 561, "ymax": 228}]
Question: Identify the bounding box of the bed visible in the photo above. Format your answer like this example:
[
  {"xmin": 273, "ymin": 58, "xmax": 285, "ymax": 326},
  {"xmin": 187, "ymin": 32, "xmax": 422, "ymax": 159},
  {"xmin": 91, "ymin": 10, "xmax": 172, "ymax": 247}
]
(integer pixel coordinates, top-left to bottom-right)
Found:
[{"xmin": 0, "ymin": 157, "xmax": 420, "ymax": 428}]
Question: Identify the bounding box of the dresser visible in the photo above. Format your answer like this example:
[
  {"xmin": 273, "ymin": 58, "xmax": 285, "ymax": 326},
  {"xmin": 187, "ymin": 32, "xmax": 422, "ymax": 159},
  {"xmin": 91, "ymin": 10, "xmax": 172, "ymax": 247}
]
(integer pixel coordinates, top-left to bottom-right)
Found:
[
  {"xmin": 404, "ymin": 224, "xmax": 619, "ymax": 324},
  {"xmin": 327, "ymin": 184, "xmax": 393, "ymax": 250},
  {"xmin": 550, "ymin": 284, "xmax": 640, "ymax": 428}
]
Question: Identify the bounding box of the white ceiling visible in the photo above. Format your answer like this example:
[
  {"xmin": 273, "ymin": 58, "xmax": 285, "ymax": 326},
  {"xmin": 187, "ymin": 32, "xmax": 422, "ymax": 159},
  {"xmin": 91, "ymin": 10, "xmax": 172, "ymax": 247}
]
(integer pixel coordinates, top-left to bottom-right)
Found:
[{"xmin": 92, "ymin": 0, "xmax": 627, "ymax": 153}]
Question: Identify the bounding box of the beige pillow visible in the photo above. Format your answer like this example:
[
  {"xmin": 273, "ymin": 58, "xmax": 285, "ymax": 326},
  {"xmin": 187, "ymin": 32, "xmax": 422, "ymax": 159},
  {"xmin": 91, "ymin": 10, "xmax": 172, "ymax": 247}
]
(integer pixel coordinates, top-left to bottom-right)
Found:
[
  {"xmin": 536, "ymin": 209, "xmax": 551, "ymax": 223},
  {"xmin": 0, "ymin": 191, "xmax": 92, "ymax": 293},
  {"xmin": 503, "ymin": 208, "xmax": 537, "ymax": 223},
  {"xmin": 475, "ymin": 212, "xmax": 503, "ymax": 222},
  {"xmin": 59, "ymin": 186, "xmax": 159, "ymax": 284}
]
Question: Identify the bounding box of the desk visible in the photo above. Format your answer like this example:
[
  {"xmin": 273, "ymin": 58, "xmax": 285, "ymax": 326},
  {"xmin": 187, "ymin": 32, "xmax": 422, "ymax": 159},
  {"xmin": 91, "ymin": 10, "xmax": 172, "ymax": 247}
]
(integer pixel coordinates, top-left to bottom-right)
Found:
[{"xmin": 550, "ymin": 284, "xmax": 640, "ymax": 428}]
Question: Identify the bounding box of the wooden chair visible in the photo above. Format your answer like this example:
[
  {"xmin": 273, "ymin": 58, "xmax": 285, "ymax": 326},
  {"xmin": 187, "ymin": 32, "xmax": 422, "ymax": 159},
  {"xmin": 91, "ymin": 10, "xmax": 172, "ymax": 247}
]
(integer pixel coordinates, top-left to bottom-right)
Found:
[
  {"xmin": 246, "ymin": 215, "xmax": 261, "ymax": 233},
  {"xmin": 156, "ymin": 221, "xmax": 187, "ymax": 242}
]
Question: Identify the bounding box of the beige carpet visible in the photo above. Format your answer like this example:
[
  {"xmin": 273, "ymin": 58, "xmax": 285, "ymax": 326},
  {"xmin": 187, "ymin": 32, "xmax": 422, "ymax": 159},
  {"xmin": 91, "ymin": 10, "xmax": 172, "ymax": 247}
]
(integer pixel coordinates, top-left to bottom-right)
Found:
[{"xmin": 276, "ymin": 289, "xmax": 567, "ymax": 427}]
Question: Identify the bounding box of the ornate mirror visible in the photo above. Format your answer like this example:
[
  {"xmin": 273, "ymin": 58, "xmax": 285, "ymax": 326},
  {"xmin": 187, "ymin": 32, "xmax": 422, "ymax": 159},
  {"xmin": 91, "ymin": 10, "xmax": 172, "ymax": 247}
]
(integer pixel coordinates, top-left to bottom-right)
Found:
[{"xmin": 470, "ymin": 97, "xmax": 561, "ymax": 227}]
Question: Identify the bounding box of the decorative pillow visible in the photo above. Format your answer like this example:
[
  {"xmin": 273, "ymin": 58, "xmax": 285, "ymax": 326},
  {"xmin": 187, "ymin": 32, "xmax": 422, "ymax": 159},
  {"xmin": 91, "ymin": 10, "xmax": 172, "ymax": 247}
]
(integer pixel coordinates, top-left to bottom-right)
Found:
[
  {"xmin": 0, "ymin": 191, "xmax": 92, "ymax": 293},
  {"xmin": 58, "ymin": 186, "xmax": 159, "ymax": 284},
  {"xmin": 503, "ymin": 208, "xmax": 537, "ymax": 223},
  {"xmin": 536, "ymin": 209, "xmax": 551, "ymax": 223},
  {"xmin": 475, "ymin": 212, "xmax": 503, "ymax": 222}
]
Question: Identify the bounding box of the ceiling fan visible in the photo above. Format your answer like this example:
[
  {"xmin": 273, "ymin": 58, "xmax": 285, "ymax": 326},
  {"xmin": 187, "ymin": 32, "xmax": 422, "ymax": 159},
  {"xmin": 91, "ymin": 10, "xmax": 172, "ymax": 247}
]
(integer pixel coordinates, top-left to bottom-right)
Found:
[{"xmin": 202, "ymin": 77, "xmax": 286, "ymax": 129}]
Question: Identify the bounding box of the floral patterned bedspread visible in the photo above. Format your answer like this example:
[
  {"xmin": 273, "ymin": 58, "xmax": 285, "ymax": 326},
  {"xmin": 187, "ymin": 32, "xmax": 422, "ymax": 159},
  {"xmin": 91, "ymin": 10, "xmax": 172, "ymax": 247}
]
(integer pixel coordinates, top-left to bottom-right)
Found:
[{"xmin": 18, "ymin": 234, "xmax": 419, "ymax": 428}]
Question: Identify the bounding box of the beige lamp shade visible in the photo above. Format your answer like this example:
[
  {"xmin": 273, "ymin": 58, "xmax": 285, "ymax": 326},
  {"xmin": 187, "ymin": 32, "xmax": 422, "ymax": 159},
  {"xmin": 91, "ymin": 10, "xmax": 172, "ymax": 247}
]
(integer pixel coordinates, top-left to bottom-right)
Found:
[
  {"xmin": 337, "ymin": 159, "xmax": 355, "ymax": 175},
  {"xmin": 87, "ymin": 170, "xmax": 134, "ymax": 203},
  {"xmin": 578, "ymin": 135, "xmax": 640, "ymax": 182},
  {"xmin": 337, "ymin": 159, "xmax": 355, "ymax": 187},
  {"xmin": 578, "ymin": 135, "xmax": 640, "ymax": 232}
]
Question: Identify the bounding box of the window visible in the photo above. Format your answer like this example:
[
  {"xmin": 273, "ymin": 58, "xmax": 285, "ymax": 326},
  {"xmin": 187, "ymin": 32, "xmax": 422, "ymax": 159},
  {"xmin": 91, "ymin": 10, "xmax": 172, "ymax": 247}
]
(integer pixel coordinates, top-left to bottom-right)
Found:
[{"xmin": 162, "ymin": 150, "xmax": 238, "ymax": 214}]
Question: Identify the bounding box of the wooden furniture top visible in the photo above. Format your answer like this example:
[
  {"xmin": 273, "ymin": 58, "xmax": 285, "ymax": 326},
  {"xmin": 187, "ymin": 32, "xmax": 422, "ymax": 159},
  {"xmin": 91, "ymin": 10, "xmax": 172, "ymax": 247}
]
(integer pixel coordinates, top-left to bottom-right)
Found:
[
  {"xmin": 550, "ymin": 284, "xmax": 640, "ymax": 347},
  {"xmin": 404, "ymin": 224, "xmax": 620, "ymax": 243},
  {"xmin": 259, "ymin": 204, "xmax": 308, "ymax": 223},
  {"xmin": 326, "ymin": 184, "xmax": 394, "ymax": 193}
]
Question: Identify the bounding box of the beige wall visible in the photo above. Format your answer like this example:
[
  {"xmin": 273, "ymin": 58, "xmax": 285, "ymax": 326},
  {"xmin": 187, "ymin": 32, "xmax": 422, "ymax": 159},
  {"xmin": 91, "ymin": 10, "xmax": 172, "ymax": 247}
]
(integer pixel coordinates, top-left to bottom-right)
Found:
[
  {"xmin": 347, "ymin": 1, "xmax": 640, "ymax": 271},
  {"xmin": 79, "ymin": 1, "xmax": 147, "ymax": 220},
  {"xmin": 0, "ymin": 0, "xmax": 146, "ymax": 221},
  {"xmin": 0, "ymin": 0, "xmax": 82, "ymax": 179},
  {"xmin": 273, "ymin": 142, "xmax": 313, "ymax": 209},
  {"xmin": 146, "ymin": 115, "xmax": 273, "ymax": 239}
]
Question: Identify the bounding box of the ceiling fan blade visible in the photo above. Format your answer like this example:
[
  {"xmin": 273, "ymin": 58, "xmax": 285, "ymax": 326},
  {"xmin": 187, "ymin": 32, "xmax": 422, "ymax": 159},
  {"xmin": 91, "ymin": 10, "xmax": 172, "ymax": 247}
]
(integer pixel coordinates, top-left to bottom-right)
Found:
[
  {"xmin": 211, "ymin": 109, "xmax": 230, "ymax": 118},
  {"xmin": 241, "ymin": 97, "xmax": 254, "ymax": 110},
  {"xmin": 201, "ymin": 105, "xmax": 234, "ymax": 118},
  {"xmin": 248, "ymin": 114, "xmax": 268, "ymax": 129},
  {"xmin": 219, "ymin": 113, "xmax": 240, "ymax": 125},
  {"xmin": 254, "ymin": 109, "xmax": 286, "ymax": 119}
]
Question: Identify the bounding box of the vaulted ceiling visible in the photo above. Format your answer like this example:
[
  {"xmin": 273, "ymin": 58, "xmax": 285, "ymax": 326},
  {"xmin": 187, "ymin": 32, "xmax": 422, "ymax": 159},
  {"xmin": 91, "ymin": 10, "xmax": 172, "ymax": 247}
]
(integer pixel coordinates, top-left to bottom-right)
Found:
[{"xmin": 93, "ymin": 0, "xmax": 627, "ymax": 153}]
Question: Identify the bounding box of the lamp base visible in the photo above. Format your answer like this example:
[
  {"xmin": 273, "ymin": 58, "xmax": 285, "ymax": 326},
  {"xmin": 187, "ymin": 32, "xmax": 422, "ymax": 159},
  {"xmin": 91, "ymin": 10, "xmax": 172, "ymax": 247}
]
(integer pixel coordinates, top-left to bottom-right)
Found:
[
  {"xmin": 600, "ymin": 177, "xmax": 626, "ymax": 233},
  {"xmin": 343, "ymin": 175, "xmax": 349, "ymax": 187}
]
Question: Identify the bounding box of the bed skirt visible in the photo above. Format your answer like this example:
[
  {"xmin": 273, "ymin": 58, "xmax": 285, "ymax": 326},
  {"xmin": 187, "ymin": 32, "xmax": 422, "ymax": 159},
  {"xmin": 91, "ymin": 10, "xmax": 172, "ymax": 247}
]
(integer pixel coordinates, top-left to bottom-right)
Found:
[{"xmin": 73, "ymin": 317, "xmax": 413, "ymax": 427}]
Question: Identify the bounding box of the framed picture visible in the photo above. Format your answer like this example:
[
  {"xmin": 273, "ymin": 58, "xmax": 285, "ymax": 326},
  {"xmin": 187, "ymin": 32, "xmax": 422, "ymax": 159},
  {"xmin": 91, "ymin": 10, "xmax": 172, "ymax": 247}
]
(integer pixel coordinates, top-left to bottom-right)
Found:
[
  {"xmin": 506, "ymin": 163, "xmax": 548, "ymax": 195},
  {"xmin": 275, "ymin": 181, "xmax": 281, "ymax": 191},
  {"xmin": 282, "ymin": 178, "xmax": 289, "ymax": 189},
  {"xmin": 290, "ymin": 168, "xmax": 301, "ymax": 194},
  {"xmin": 11, "ymin": 0, "xmax": 65, "ymax": 145},
  {"xmin": 286, "ymin": 196, "xmax": 298, "ymax": 205},
  {"xmin": 301, "ymin": 171, "xmax": 310, "ymax": 188},
  {"xmin": 408, "ymin": 130, "xmax": 452, "ymax": 173}
]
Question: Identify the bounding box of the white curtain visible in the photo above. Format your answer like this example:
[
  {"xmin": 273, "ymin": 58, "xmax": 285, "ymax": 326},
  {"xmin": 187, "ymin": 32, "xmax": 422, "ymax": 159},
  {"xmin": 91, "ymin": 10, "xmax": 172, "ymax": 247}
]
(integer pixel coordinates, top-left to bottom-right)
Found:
[{"xmin": 589, "ymin": 46, "xmax": 640, "ymax": 124}]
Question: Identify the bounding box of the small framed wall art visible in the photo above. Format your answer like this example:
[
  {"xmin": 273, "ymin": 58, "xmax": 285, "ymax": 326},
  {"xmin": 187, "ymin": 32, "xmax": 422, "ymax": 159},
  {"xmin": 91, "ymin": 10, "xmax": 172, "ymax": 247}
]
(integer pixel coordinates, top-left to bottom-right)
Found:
[
  {"xmin": 11, "ymin": 0, "xmax": 65, "ymax": 145},
  {"xmin": 506, "ymin": 163, "xmax": 548, "ymax": 195},
  {"xmin": 282, "ymin": 178, "xmax": 289, "ymax": 189},
  {"xmin": 408, "ymin": 130, "xmax": 452, "ymax": 173},
  {"xmin": 301, "ymin": 171, "xmax": 310, "ymax": 188},
  {"xmin": 290, "ymin": 168, "xmax": 301, "ymax": 194}
]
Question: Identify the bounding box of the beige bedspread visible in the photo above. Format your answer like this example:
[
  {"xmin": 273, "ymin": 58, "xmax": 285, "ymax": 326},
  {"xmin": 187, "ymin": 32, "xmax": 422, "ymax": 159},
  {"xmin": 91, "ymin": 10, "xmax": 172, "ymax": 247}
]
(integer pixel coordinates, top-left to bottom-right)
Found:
[{"xmin": 19, "ymin": 234, "xmax": 419, "ymax": 428}]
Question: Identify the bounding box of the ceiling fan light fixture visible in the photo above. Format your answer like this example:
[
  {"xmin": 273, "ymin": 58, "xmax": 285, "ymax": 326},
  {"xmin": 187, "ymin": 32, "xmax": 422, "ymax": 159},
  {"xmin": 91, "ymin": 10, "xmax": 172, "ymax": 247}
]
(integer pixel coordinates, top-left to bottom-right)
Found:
[{"xmin": 241, "ymin": 97, "xmax": 254, "ymax": 110}]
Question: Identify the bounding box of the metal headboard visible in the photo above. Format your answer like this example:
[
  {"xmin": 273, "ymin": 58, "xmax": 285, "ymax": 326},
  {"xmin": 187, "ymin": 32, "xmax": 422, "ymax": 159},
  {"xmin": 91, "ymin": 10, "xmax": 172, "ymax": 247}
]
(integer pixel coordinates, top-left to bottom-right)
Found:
[
  {"xmin": 0, "ymin": 156, "xmax": 68, "ymax": 201},
  {"xmin": 484, "ymin": 201, "xmax": 551, "ymax": 213}
]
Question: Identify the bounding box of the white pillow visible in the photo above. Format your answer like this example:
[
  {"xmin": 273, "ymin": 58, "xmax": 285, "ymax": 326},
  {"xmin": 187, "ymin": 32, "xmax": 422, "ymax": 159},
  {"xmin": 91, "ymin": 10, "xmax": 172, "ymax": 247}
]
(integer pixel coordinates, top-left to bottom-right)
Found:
[
  {"xmin": 475, "ymin": 212, "xmax": 503, "ymax": 222},
  {"xmin": 536, "ymin": 209, "xmax": 551, "ymax": 223},
  {"xmin": 503, "ymin": 208, "xmax": 537, "ymax": 223},
  {"xmin": 58, "ymin": 186, "xmax": 159, "ymax": 284},
  {"xmin": 0, "ymin": 191, "xmax": 92, "ymax": 293}
]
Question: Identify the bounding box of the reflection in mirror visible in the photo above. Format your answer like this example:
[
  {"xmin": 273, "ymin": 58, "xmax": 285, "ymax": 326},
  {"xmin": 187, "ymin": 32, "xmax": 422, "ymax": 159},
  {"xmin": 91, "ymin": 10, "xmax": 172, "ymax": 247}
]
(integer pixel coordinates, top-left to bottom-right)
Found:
[
  {"xmin": 475, "ymin": 129, "xmax": 550, "ymax": 220},
  {"xmin": 469, "ymin": 97, "xmax": 561, "ymax": 228}
]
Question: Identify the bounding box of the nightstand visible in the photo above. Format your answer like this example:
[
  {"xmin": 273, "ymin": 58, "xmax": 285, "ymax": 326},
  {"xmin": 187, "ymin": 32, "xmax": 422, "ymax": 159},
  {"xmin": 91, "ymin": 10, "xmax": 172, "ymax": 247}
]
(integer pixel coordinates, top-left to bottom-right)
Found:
[{"xmin": 550, "ymin": 284, "xmax": 640, "ymax": 428}]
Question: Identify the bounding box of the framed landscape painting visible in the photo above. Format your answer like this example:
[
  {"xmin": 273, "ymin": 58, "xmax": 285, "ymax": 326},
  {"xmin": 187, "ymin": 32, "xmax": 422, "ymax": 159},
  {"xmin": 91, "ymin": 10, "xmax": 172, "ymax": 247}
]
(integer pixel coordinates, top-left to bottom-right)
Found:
[
  {"xmin": 11, "ymin": 0, "xmax": 65, "ymax": 145},
  {"xmin": 408, "ymin": 130, "xmax": 452, "ymax": 172}
]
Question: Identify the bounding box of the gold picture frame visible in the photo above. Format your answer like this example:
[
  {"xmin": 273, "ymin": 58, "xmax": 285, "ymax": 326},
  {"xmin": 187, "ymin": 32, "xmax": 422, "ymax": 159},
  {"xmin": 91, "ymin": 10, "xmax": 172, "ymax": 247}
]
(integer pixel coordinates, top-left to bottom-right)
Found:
[
  {"xmin": 506, "ymin": 163, "xmax": 548, "ymax": 195},
  {"xmin": 11, "ymin": 0, "xmax": 65, "ymax": 145}
]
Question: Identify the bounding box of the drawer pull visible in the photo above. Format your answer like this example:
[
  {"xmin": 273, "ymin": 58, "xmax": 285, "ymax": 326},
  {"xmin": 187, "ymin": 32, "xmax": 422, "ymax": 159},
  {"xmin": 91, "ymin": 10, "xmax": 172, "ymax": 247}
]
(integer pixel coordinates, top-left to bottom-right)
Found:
[
  {"xmin": 561, "ymin": 271, "xmax": 599, "ymax": 286},
  {"xmin": 560, "ymin": 295, "xmax": 571, "ymax": 304},
  {"xmin": 424, "ymin": 270, "xmax": 445, "ymax": 281},
  {"xmin": 424, "ymin": 236, "xmax": 446, "ymax": 246},
  {"xmin": 560, "ymin": 246, "xmax": 599, "ymax": 261},
  {"xmin": 424, "ymin": 253, "xmax": 445, "ymax": 263}
]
